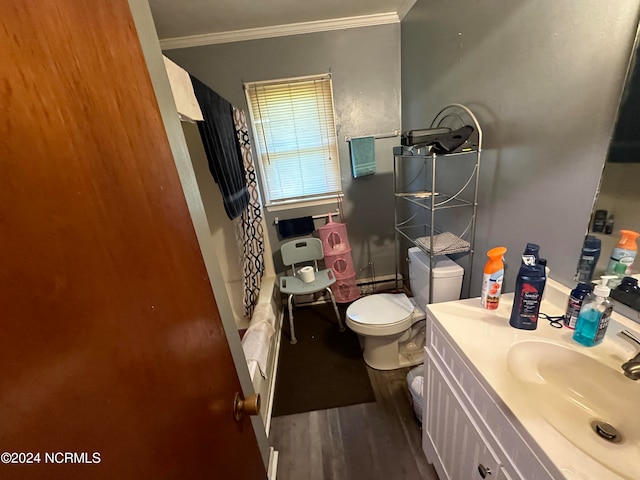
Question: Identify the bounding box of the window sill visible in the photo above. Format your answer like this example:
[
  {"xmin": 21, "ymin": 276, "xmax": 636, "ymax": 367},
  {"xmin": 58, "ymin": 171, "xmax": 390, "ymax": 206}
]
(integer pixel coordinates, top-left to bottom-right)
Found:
[{"xmin": 265, "ymin": 194, "xmax": 342, "ymax": 212}]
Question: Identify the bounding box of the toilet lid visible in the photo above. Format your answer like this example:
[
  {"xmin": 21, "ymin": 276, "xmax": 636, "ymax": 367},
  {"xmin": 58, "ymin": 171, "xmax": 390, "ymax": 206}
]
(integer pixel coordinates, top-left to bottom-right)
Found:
[{"xmin": 347, "ymin": 293, "xmax": 415, "ymax": 325}]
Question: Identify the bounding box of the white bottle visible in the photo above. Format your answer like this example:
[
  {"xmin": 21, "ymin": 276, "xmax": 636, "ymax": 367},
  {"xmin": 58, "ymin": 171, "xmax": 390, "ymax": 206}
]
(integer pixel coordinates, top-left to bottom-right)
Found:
[{"xmin": 538, "ymin": 258, "xmax": 550, "ymax": 303}]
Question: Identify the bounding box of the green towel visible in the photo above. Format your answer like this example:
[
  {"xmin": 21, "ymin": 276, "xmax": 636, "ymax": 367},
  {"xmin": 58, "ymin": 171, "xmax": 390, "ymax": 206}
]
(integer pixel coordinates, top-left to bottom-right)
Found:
[{"xmin": 350, "ymin": 136, "xmax": 376, "ymax": 178}]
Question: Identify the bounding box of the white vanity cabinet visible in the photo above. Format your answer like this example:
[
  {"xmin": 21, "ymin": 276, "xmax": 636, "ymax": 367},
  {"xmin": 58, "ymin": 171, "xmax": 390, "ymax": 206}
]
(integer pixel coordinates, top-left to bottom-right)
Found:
[
  {"xmin": 423, "ymin": 351, "xmax": 503, "ymax": 479},
  {"xmin": 422, "ymin": 311, "xmax": 559, "ymax": 480}
]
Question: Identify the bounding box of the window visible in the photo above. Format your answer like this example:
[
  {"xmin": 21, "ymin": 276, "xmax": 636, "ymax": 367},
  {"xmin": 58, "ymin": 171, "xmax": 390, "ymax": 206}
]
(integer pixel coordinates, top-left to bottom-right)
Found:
[{"xmin": 245, "ymin": 74, "xmax": 341, "ymax": 207}]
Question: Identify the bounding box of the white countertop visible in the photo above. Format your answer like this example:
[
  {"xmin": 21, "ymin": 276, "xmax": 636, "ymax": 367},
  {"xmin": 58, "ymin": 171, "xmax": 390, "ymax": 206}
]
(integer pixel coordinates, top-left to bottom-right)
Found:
[{"xmin": 426, "ymin": 278, "xmax": 640, "ymax": 480}]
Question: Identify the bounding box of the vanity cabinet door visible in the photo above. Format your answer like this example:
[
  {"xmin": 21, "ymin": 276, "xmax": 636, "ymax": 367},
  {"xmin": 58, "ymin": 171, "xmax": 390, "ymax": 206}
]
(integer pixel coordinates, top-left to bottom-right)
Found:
[
  {"xmin": 498, "ymin": 467, "xmax": 515, "ymax": 480},
  {"xmin": 423, "ymin": 350, "xmax": 502, "ymax": 480}
]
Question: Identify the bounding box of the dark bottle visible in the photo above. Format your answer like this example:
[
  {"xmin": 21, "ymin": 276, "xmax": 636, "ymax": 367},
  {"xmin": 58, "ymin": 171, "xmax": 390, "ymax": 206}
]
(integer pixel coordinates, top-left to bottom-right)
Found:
[
  {"xmin": 510, "ymin": 263, "xmax": 546, "ymax": 330},
  {"xmin": 521, "ymin": 243, "xmax": 540, "ymax": 268},
  {"xmin": 563, "ymin": 282, "xmax": 592, "ymax": 329},
  {"xmin": 618, "ymin": 276, "xmax": 640, "ymax": 293},
  {"xmin": 604, "ymin": 214, "xmax": 615, "ymax": 235},
  {"xmin": 592, "ymin": 209, "xmax": 607, "ymax": 232},
  {"xmin": 575, "ymin": 235, "xmax": 601, "ymax": 284},
  {"xmin": 611, "ymin": 276, "xmax": 640, "ymax": 311}
]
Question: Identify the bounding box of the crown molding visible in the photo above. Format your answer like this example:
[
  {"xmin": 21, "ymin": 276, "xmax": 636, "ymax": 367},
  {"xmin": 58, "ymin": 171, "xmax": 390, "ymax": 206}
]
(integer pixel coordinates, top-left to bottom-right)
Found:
[
  {"xmin": 160, "ymin": 12, "xmax": 400, "ymax": 50},
  {"xmin": 396, "ymin": 0, "xmax": 417, "ymax": 20}
]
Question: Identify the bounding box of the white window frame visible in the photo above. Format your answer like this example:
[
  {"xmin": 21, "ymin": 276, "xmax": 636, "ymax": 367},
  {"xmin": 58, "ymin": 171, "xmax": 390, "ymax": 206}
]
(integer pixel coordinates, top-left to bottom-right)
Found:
[{"xmin": 244, "ymin": 74, "xmax": 342, "ymax": 209}]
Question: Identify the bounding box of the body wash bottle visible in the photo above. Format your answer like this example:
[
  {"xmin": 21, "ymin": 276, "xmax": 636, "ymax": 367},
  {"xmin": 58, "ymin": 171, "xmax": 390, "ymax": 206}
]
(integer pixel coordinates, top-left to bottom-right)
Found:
[
  {"xmin": 509, "ymin": 243, "xmax": 545, "ymax": 330},
  {"xmin": 572, "ymin": 279, "xmax": 613, "ymax": 347},
  {"xmin": 521, "ymin": 242, "xmax": 539, "ymax": 267},
  {"xmin": 509, "ymin": 263, "xmax": 546, "ymax": 330}
]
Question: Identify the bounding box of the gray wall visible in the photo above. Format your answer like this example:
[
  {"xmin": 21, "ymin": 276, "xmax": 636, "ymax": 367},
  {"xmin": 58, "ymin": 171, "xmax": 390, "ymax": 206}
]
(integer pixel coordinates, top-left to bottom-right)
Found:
[
  {"xmin": 402, "ymin": 0, "xmax": 640, "ymax": 294},
  {"xmin": 166, "ymin": 25, "xmax": 402, "ymax": 280}
]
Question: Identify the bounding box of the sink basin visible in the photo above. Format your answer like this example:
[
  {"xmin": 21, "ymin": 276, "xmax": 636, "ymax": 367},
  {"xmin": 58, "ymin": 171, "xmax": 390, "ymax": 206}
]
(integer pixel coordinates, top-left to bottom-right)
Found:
[{"xmin": 507, "ymin": 340, "xmax": 640, "ymax": 480}]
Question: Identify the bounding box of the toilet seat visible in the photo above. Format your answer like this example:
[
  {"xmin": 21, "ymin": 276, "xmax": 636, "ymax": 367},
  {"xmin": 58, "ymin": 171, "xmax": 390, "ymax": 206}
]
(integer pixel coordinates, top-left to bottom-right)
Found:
[{"xmin": 346, "ymin": 293, "xmax": 417, "ymax": 336}]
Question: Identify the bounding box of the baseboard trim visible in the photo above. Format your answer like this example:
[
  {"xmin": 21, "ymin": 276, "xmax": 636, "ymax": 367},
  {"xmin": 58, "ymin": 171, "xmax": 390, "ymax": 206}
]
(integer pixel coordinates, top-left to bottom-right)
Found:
[{"xmin": 267, "ymin": 447, "xmax": 279, "ymax": 480}]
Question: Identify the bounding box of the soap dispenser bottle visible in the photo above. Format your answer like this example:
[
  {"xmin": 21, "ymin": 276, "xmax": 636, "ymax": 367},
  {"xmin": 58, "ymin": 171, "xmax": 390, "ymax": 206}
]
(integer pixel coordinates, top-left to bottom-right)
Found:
[{"xmin": 572, "ymin": 278, "xmax": 613, "ymax": 347}]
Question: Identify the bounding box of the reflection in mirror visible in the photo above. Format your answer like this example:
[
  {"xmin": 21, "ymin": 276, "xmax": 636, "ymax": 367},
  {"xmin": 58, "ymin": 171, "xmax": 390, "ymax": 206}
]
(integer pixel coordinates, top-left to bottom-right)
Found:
[
  {"xmin": 591, "ymin": 163, "xmax": 640, "ymax": 278},
  {"xmin": 589, "ymin": 24, "xmax": 640, "ymax": 278}
]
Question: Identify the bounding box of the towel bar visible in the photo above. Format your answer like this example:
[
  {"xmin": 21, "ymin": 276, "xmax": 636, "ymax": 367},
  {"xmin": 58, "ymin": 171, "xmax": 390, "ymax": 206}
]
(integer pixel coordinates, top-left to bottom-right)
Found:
[
  {"xmin": 274, "ymin": 209, "xmax": 340, "ymax": 225},
  {"xmin": 344, "ymin": 130, "xmax": 400, "ymax": 142}
]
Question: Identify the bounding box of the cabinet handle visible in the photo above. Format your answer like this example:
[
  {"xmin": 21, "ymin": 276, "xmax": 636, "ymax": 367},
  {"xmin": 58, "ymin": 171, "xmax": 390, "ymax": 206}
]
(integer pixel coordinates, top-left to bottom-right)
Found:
[{"xmin": 478, "ymin": 464, "xmax": 491, "ymax": 478}]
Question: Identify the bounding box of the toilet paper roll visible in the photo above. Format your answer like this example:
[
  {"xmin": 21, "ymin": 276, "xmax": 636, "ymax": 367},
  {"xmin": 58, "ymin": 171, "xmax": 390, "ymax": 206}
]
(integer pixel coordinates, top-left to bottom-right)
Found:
[{"xmin": 299, "ymin": 266, "xmax": 315, "ymax": 283}]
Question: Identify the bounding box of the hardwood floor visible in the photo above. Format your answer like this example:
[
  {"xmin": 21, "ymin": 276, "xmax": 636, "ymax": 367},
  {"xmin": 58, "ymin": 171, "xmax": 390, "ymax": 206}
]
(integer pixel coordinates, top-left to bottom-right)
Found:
[{"xmin": 270, "ymin": 366, "xmax": 439, "ymax": 480}]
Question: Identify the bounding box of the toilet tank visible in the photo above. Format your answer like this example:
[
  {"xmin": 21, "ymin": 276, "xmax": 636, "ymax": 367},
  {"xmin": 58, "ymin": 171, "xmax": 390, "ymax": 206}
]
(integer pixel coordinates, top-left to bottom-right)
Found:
[{"xmin": 408, "ymin": 246, "xmax": 464, "ymax": 311}]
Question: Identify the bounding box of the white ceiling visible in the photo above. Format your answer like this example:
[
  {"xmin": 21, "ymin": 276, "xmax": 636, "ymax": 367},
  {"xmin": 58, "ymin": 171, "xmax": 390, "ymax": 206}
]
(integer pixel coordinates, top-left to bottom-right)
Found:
[{"xmin": 149, "ymin": 0, "xmax": 415, "ymax": 48}]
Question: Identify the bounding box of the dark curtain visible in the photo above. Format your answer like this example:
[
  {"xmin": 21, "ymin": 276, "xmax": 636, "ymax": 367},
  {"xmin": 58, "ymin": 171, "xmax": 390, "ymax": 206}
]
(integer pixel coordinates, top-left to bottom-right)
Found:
[{"xmin": 190, "ymin": 75, "xmax": 249, "ymax": 219}]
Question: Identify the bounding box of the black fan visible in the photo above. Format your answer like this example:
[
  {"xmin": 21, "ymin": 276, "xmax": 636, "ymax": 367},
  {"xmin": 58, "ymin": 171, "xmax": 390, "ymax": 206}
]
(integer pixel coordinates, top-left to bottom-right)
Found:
[{"xmin": 401, "ymin": 125, "xmax": 474, "ymax": 153}]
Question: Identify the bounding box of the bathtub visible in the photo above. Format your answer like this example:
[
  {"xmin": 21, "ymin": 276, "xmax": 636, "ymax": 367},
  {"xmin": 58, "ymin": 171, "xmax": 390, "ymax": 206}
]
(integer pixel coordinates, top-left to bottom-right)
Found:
[{"xmin": 242, "ymin": 276, "xmax": 282, "ymax": 433}]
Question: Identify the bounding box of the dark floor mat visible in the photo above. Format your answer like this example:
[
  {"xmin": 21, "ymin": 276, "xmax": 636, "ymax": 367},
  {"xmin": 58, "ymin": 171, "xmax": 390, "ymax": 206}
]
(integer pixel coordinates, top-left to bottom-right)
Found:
[{"xmin": 271, "ymin": 304, "xmax": 376, "ymax": 417}]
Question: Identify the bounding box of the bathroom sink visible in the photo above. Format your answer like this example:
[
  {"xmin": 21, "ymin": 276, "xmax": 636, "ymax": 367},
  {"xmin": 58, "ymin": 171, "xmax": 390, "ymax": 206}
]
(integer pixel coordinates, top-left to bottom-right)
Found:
[{"xmin": 507, "ymin": 340, "xmax": 640, "ymax": 480}]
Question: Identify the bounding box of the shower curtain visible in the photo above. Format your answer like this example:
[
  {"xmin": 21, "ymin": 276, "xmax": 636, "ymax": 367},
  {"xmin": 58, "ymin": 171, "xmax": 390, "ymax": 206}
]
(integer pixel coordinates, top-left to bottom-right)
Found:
[{"xmin": 232, "ymin": 107, "xmax": 265, "ymax": 317}]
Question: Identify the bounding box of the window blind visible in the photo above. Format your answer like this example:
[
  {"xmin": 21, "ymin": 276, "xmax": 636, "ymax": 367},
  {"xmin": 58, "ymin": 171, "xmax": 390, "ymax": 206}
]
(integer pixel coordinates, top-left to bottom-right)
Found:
[{"xmin": 245, "ymin": 75, "xmax": 341, "ymax": 204}]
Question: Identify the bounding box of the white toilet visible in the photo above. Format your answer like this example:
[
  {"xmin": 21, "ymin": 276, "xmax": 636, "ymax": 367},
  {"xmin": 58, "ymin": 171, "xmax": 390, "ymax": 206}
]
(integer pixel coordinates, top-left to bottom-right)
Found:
[{"xmin": 346, "ymin": 247, "xmax": 464, "ymax": 370}]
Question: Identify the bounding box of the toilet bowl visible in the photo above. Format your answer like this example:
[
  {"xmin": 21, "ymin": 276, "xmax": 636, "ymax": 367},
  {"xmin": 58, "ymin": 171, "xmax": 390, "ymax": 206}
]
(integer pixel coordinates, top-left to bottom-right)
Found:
[
  {"xmin": 346, "ymin": 247, "xmax": 464, "ymax": 370},
  {"xmin": 346, "ymin": 293, "xmax": 426, "ymax": 370}
]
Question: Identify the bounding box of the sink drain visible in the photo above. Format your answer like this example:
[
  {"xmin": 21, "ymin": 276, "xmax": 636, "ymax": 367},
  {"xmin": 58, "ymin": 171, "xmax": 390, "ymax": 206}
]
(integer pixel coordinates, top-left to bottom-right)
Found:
[{"xmin": 591, "ymin": 420, "xmax": 623, "ymax": 444}]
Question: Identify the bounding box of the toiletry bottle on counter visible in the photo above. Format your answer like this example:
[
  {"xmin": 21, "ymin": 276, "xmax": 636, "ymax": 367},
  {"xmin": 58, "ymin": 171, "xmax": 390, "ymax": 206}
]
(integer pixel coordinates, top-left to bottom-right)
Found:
[
  {"xmin": 592, "ymin": 209, "xmax": 607, "ymax": 232},
  {"xmin": 481, "ymin": 246, "xmax": 507, "ymax": 310},
  {"xmin": 604, "ymin": 214, "xmax": 615, "ymax": 235},
  {"xmin": 617, "ymin": 276, "xmax": 640, "ymax": 295},
  {"xmin": 575, "ymin": 235, "xmax": 601, "ymax": 284},
  {"xmin": 572, "ymin": 278, "xmax": 613, "ymax": 347},
  {"xmin": 521, "ymin": 242, "xmax": 540, "ymax": 267},
  {"xmin": 509, "ymin": 263, "xmax": 546, "ymax": 330},
  {"xmin": 537, "ymin": 258, "xmax": 549, "ymax": 302},
  {"xmin": 563, "ymin": 282, "xmax": 592, "ymax": 329},
  {"xmin": 606, "ymin": 229, "xmax": 639, "ymax": 275}
]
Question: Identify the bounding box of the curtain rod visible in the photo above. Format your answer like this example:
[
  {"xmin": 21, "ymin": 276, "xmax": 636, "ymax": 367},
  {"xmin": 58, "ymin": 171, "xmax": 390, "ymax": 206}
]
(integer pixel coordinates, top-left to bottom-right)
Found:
[
  {"xmin": 345, "ymin": 130, "xmax": 401, "ymax": 142},
  {"xmin": 273, "ymin": 209, "xmax": 340, "ymax": 225}
]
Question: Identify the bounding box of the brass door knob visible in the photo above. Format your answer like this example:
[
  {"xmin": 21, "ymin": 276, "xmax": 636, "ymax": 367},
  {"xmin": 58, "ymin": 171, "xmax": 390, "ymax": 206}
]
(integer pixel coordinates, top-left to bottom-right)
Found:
[{"xmin": 233, "ymin": 392, "xmax": 261, "ymax": 421}]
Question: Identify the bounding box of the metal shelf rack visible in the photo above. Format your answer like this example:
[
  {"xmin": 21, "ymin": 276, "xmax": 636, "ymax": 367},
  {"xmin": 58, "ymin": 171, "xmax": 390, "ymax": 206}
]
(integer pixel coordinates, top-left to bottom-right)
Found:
[{"xmin": 394, "ymin": 103, "xmax": 482, "ymax": 303}]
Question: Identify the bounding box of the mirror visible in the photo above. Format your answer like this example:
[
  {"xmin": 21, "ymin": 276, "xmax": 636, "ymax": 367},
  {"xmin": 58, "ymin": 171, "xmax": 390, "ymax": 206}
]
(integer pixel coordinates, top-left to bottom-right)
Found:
[{"xmin": 589, "ymin": 24, "xmax": 640, "ymax": 278}]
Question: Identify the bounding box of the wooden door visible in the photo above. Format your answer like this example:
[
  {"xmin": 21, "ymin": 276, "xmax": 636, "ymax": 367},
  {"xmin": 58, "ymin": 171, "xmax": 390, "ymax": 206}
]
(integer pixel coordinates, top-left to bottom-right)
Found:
[{"xmin": 0, "ymin": 1, "xmax": 266, "ymax": 479}]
